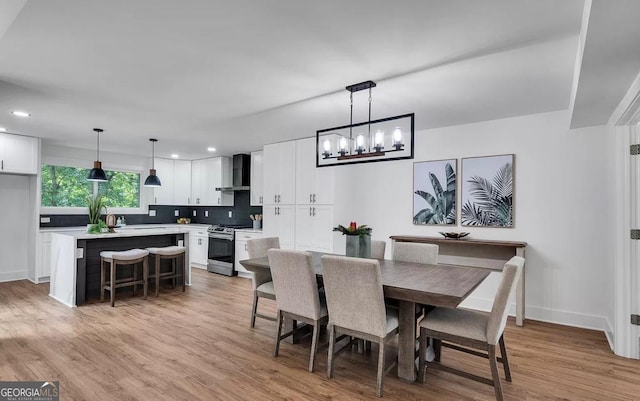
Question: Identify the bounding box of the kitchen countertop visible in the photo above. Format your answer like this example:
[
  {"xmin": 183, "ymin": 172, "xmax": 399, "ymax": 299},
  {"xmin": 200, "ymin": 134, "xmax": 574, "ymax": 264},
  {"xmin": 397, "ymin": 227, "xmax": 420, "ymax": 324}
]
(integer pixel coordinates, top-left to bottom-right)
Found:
[
  {"xmin": 235, "ymin": 228, "xmax": 263, "ymax": 233},
  {"xmin": 40, "ymin": 223, "xmax": 210, "ymax": 233},
  {"xmin": 50, "ymin": 226, "xmax": 196, "ymax": 240}
]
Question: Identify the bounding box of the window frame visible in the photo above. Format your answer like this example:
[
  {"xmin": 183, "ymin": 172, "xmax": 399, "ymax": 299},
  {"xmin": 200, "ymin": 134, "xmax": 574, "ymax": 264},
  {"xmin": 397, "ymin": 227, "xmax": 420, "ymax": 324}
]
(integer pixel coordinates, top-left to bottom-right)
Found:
[{"xmin": 40, "ymin": 157, "xmax": 147, "ymax": 215}]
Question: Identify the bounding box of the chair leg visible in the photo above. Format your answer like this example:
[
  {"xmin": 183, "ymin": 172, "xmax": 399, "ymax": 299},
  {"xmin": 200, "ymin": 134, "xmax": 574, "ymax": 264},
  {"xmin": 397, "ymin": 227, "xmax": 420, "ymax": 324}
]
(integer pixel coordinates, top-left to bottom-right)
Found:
[
  {"xmin": 499, "ymin": 334, "xmax": 512, "ymax": 382},
  {"xmin": 327, "ymin": 325, "xmax": 336, "ymax": 379},
  {"xmin": 100, "ymin": 258, "xmax": 105, "ymax": 303},
  {"xmin": 171, "ymin": 257, "xmax": 176, "ymax": 289},
  {"xmin": 132, "ymin": 262, "xmax": 138, "ymax": 296},
  {"xmin": 182, "ymin": 253, "xmax": 186, "ymax": 292},
  {"xmin": 143, "ymin": 256, "xmax": 149, "ymax": 300},
  {"xmin": 110, "ymin": 260, "xmax": 116, "ymax": 307},
  {"xmin": 434, "ymin": 339, "xmax": 442, "ymax": 362},
  {"xmin": 250, "ymin": 292, "xmax": 258, "ymax": 327},
  {"xmin": 488, "ymin": 344, "xmax": 504, "ymax": 401},
  {"xmin": 309, "ymin": 321, "xmax": 320, "ymax": 372},
  {"xmin": 273, "ymin": 310, "xmax": 283, "ymax": 357},
  {"xmin": 376, "ymin": 339, "xmax": 385, "ymax": 397},
  {"xmin": 155, "ymin": 254, "xmax": 160, "ymax": 297},
  {"xmin": 418, "ymin": 328, "xmax": 427, "ymax": 383}
]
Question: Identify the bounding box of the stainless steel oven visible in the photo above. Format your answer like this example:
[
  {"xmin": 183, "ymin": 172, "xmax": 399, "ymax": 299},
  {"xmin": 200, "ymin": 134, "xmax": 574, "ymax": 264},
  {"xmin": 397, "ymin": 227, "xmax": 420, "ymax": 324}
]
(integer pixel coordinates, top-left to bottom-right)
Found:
[{"xmin": 207, "ymin": 225, "xmax": 235, "ymax": 276}]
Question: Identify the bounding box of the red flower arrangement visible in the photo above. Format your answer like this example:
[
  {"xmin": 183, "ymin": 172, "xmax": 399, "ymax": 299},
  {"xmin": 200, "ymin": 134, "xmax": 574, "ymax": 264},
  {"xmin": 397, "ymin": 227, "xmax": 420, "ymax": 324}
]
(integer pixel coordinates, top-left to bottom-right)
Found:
[{"xmin": 333, "ymin": 221, "xmax": 372, "ymax": 236}]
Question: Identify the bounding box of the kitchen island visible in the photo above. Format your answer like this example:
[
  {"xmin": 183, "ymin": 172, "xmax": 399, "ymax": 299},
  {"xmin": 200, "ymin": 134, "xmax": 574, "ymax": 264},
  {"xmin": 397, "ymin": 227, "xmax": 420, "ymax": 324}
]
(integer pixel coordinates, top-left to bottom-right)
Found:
[{"xmin": 50, "ymin": 226, "xmax": 192, "ymax": 307}]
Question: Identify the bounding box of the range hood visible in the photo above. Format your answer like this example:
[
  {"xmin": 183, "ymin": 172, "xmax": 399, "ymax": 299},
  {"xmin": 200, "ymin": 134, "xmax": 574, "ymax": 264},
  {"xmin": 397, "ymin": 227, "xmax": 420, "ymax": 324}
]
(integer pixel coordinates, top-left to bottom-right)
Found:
[{"xmin": 216, "ymin": 154, "xmax": 251, "ymax": 191}]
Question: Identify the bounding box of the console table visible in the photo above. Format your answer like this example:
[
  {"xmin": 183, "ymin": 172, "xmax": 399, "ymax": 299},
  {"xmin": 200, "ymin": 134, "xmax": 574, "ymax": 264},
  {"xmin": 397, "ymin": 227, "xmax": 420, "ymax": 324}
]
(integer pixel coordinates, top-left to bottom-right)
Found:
[{"xmin": 390, "ymin": 235, "xmax": 527, "ymax": 326}]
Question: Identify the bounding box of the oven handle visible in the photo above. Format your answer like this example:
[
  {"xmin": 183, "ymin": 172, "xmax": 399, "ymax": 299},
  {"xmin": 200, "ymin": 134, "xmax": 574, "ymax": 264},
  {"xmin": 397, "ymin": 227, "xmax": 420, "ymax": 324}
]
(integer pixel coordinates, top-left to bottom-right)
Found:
[{"xmin": 208, "ymin": 233, "xmax": 233, "ymax": 240}]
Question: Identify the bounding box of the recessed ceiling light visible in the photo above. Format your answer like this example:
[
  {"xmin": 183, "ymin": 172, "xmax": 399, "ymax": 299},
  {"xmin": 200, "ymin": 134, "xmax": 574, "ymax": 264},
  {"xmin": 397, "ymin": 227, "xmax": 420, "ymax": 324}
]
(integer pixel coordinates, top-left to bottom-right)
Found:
[
  {"xmin": 207, "ymin": 147, "xmax": 216, "ymax": 152},
  {"xmin": 171, "ymin": 154, "xmax": 179, "ymax": 158},
  {"xmin": 0, "ymin": 127, "xmax": 6, "ymax": 132},
  {"xmin": 12, "ymin": 110, "xmax": 31, "ymax": 117}
]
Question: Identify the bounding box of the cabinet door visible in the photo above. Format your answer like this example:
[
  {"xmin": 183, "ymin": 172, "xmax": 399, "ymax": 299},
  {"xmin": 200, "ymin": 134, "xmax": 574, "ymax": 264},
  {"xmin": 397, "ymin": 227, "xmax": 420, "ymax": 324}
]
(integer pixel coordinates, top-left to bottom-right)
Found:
[
  {"xmin": 294, "ymin": 205, "xmax": 315, "ymax": 251},
  {"xmin": 173, "ymin": 160, "xmax": 192, "ymax": 205},
  {"xmin": 191, "ymin": 159, "xmax": 206, "ymax": 205},
  {"xmin": 152, "ymin": 158, "xmax": 174, "ymax": 205},
  {"xmin": 41, "ymin": 240, "xmax": 52, "ymax": 278},
  {"xmin": 295, "ymin": 138, "xmax": 315, "ymax": 205},
  {"xmin": 250, "ymin": 151, "xmax": 263, "ymax": 206},
  {"xmin": 263, "ymin": 204, "xmax": 295, "ymax": 250},
  {"xmin": 278, "ymin": 141, "xmax": 297, "ymax": 204},
  {"xmin": 234, "ymin": 240, "xmax": 249, "ymax": 275},
  {"xmin": 205, "ymin": 157, "xmax": 221, "ymax": 205},
  {"xmin": 311, "ymin": 205, "xmax": 334, "ymax": 253},
  {"xmin": 1, "ymin": 134, "xmax": 38, "ymax": 174},
  {"xmin": 263, "ymin": 144, "xmax": 280, "ymax": 205},
  {"xmin": 189, "ymin": 235, "xmax": 208, "ymax": 267},
  {"xmin": 314, "ymin": 165, "xmax": 335, "ymax": 204}
]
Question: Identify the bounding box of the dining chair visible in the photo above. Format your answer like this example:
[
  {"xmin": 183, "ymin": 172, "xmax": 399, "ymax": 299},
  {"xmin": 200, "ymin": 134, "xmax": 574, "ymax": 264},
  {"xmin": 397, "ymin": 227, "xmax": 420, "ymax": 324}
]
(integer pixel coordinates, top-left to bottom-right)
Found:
[
  {"xmin": 418, "ymin": 256, "xmax": 525, "ymax": 401},
  {"xmin": 268, "ymin": 249, "xmax": 328, "ymax": 372},
  {"xmin": 321, "ymin": 255, "xmax": 398, "ymax": 397},
  {"xmin": 392, "ymin": 242, "xmax": 438, "ymax": 264},
  {"xmin": 246, "ymin": 237, "xmax": 280, "ymax": 327},
  {"xmin": 370, "ymin": 240, "xmax": 386, "ymax": 259}
]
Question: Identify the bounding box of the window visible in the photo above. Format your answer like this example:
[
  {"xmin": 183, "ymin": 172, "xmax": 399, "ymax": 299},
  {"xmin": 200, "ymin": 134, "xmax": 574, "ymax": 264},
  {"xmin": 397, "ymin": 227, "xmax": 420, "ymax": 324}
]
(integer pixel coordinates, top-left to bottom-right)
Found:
[{"xmin": 41, "ymin": 164, "xmax": 141, "ymax": 209}]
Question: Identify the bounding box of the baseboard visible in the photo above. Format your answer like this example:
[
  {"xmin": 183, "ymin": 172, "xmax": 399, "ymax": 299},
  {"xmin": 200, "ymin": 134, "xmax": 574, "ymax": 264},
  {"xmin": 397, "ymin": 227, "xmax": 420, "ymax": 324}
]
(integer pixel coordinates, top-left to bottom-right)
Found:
[
  {"xmin": 0, "ymin": 270, "xmax": 28, "ymax": 282},
  {"xmin": 604, "ymin": 317, "xmax": 615, "ymax": 351},
  {"xmin": 236, "ymin": 272, "xmax": 251, "ymax": 279},
  {"xmin": 461, "ymin": 296, "xmax": 610, "ymax": 333},
  {"xmin": 48, "ymin": 293, "xmax": 75, "ymax": 308}
]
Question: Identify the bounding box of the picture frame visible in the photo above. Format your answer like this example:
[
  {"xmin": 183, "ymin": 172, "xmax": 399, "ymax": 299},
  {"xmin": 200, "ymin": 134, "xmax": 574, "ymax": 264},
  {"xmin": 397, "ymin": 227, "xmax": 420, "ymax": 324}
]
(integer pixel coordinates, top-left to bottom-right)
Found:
[
  {"xmin": 413, "ymin": 158, "xmax": 457, "ymax": 225},
  {"xmin": 461, "ymin": 154, "xmax": 514, "ymax": 227}
]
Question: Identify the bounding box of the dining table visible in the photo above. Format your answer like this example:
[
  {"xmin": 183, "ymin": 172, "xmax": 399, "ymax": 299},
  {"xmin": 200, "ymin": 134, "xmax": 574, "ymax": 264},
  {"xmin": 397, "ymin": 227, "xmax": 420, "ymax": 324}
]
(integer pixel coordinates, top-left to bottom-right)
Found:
[{"xmin": 239, "ymin": 251, "xmax": 490, "ymax": 383}]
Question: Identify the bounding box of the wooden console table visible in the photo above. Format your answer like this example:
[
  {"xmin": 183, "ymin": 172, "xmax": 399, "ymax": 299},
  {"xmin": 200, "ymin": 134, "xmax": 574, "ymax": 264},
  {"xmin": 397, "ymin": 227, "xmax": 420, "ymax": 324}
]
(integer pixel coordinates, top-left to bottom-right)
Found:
[{"xmin": 390, "ymin": 235, "xmax": 527, "ymax": 326}]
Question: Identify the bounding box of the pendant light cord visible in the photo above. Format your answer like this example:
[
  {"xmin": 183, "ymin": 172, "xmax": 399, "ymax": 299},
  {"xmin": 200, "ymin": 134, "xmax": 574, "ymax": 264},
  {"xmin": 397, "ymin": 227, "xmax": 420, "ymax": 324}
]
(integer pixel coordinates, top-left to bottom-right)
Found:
[
  {"xmin": 152, "ymin": 140, "xmax": 155, "ymax": 169},
  {"xmin": 368, "ymin": 87, "xmax": 372, "ymax": 152}
]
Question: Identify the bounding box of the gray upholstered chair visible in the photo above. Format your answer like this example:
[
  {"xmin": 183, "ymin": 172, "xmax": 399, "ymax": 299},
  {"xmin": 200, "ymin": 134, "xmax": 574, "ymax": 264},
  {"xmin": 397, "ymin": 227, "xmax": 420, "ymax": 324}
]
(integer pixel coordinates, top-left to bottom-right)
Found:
[
  {"xmin": 321, "ymin": 255, "xmax": 398, "ymax": 397},
  {"xmin": 370, "ymin": 240, "xmax": 386, "ymax": 259},
  {"xmin": 268, "ymin": 249, "xmax": 328, "ymax": 372},
  {"xmin": 418, "ymin": 256, "xmax": 525, "ymax": 401},
  {"xmin": 392, "ymin": 242, "xmax": 438, "ymax": 264},
  {"xmin": 246, "ymin": 237, "xmax": 280, "ymax": 327}
]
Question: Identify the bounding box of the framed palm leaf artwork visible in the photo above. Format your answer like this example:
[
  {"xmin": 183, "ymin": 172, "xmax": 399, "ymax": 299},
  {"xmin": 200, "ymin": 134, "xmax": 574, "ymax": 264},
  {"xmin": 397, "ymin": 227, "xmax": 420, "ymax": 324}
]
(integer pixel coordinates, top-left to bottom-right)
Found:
[
  {"xmin": 413, "ymin": 159, "xmax": 457, "ymax": 225},
  {"xmin": 461, "ymin": 154, "xmax": 514, "ymax": 227}
]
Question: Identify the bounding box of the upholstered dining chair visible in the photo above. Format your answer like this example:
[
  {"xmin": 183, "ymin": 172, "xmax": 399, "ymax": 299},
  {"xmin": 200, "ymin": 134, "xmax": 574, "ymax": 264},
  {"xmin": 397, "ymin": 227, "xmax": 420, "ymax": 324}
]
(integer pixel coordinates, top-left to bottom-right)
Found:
[
  {"xmin": 246, "ymin": 237, "xmax": 280, "ymax": 327},
  {"xmin": 268, "ymin": 249, "xmax": 328, "ymax": 372},
  {"xmin": 370, "ymin": 240, "xmax": 386, "ymax": 259},
  {"xmin": 418, "ymin": 256, "xmax": 525, "ymax": 401},
  {"xmin": 321, "ymin": 255, "xmax": 399, "ymax": 397},
  {"xmin": 392, "ymin": 242, "xmax": 438, "ymax": 264}
]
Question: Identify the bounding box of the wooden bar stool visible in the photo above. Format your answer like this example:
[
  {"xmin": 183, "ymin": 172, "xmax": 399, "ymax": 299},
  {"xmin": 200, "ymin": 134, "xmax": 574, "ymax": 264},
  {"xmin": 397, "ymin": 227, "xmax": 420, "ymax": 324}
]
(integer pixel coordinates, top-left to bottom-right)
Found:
[
  {"xmin": 100, "ymin": 249, "xmax": 149, "ymax": 307},
  {"xmin": 146, "ymin": 246, "xmax": 186, "ymax": 296}
]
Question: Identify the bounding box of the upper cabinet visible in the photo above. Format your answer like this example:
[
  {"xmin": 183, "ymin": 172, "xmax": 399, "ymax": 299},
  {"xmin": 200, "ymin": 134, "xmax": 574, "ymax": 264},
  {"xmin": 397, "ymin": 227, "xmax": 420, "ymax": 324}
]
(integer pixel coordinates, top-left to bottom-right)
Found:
[
  {"xmin": 151, "ymin": 158, "xmax": 191, "ymax": 205},
  {"xmin": 0, "ymin": 133, "xmax": 38, "ymax": 175},
  {"xmin": 263, "ymin": 141, "xmax": 296, "ymax": 205},
  {"xmin": 250, "ymin": 150, "xmax": 263, "ymax": 206},
  {"xmin": 294, "ymin": 137, "xmax": 334, "ymax": 205},
  {"xmin": 191, "ymin": 157, "xmax": 233, "ymax": 206}
]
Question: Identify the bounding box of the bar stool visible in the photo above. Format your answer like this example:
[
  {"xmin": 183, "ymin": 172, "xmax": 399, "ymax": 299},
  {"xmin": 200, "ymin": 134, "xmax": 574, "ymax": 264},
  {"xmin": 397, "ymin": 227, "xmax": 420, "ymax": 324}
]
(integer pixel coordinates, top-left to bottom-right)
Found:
[
  {"xmin": 100, "ymin": 249, "xmax": 149, "ymax": 307},
  {"xmin": 146, "ymin": 246, "xmax": 186, "ymax": 296}
]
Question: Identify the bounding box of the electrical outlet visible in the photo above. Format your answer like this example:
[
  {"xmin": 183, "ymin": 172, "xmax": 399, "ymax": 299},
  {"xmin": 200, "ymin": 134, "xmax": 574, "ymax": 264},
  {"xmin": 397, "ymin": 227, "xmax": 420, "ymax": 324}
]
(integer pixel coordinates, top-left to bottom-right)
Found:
[
  {"xmin": 205, "ymin": 210, "xmax": 209, "ymax": 217},
  {"xmin": 192, "ymin": 210, "xmax": 197, "ymax": 217},
  {"xmin": 174, "ymin": 210, "xmax": 179, "ymax": 217},
  {"xmin": 149, "ymin": 210, "xmax": 156, "ymax": 217},
  {"xmin": 40, "ymin": 217, "xmax": 51, "ymax": 223},
  {"xmin": 228, "ymin": 211, "xmax": 232, "ymax": 218},
  {"xmin": 75, "ymin": 248, "xmax": 84, "ymax": 259}
]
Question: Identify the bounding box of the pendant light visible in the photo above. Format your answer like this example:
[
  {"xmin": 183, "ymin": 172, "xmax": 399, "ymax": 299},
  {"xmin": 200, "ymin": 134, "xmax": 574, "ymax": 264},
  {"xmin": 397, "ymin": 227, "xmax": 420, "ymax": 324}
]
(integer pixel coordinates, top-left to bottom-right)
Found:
[
  {"xmin": 87, "ymin": 128, "xmax": 108, "ymax": 182},
  {"xmin": 144, "ymin": 138, "xmax": 162, "ymax": 187}
]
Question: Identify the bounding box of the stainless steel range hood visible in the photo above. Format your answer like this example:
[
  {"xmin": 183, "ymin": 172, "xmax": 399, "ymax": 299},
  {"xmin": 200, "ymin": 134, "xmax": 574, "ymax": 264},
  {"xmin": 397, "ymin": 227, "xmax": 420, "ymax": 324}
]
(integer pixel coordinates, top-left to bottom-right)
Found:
[{"xmin": 216, "ymin": 154, "xmax": 251, "ymax": 191}]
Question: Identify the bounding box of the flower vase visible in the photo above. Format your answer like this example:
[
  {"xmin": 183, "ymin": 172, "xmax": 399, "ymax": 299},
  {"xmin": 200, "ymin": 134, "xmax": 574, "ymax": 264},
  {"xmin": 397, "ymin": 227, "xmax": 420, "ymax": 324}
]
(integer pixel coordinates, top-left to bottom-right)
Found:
[{"xmin": 345, "ymin": 235, "xmax": 371, "ymax": 258}]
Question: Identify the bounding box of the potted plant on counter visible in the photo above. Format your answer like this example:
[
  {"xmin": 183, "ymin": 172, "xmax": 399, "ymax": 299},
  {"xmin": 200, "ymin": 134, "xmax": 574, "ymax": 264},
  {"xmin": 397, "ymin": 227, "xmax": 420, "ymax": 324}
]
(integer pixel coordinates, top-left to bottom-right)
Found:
[
  {"xmin": 333, "ymin": 221, "xmax": 372, "ymax": 258},
  {"xmin": 87, "ymin": 194, "xmax": 107, "ymax": 234}
]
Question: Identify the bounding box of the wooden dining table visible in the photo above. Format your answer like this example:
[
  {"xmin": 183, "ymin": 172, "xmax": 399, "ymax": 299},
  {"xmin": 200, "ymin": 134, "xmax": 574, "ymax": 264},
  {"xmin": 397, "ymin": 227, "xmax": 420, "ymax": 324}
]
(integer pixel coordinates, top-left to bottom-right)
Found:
[{"xmin": 239, "ymin": 252, "xmax": 490, "ymax": 383}]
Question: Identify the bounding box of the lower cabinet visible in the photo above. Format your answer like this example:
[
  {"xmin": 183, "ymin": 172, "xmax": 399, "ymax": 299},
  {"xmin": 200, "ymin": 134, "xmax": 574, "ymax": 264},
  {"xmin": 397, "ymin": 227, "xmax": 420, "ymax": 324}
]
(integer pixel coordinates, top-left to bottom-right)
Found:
[
  {"xmin": 188, "ymin": 229, "xmax": 208, "ymax": 269},
  {"xmin": 294, "ymin": 205, "xmax": 334, "ymax": 253},
  {"xmin": 234, "ymin": 230, "xmax": 263, "ymax": 278},
  {"xmin": 262, "ymin": 204, "xmax": 295, "ymax": 250},
  {"xmin": 36, "ymin": 233, "xmax": 52, "ymax": 283}
]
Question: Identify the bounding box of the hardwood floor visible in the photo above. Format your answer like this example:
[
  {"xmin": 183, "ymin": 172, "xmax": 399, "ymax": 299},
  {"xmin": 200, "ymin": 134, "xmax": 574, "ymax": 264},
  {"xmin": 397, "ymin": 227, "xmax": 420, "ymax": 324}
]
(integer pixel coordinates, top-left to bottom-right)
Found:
[{"xmin": 1, "ymin": 269, "xmax": 638, "ymax": 400}]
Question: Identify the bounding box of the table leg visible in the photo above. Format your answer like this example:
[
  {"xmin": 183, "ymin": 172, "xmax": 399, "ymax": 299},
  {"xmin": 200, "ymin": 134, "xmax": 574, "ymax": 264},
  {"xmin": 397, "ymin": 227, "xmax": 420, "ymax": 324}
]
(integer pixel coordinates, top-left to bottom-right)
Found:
[
  {"xmin": 398, "ymin": 300, "xmax": 417, "ymax": 382},
  {"xmin": 516, "ymin": 247, "xmax": 525, "ymax": 326}
]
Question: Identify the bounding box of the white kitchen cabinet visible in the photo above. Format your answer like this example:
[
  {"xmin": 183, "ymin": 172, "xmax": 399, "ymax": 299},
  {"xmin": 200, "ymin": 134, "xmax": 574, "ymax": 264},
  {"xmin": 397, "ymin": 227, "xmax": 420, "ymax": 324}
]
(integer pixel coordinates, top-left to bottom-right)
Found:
[
  {"xmin": 263, "ymin": 141, "xmax": 296, "ymax": 205},
  {"xmin": 250, "ymin": 150, "xmax": 263, "ymax": 206},
  {"xmin": 189, "ymin": 229, "xmax": 208, "ymax": 268},
  {"xmin": 0, "ymin": 133, "xmax": 38, "ymax": 175},
  {"xmin": 262, "ymin": 204, "xmax": 295, "ymax": 250},
  {"xmin": 294, "ymin": 205, "xmax": 334, "ymax": 253},
  {"xmin": 152, "ymin": 158, "xmax": 175, "ymax": 205},
  {"xmin": 234, "ymin": 230, "xmax": 263, "ymax": 278},
  {"xmin": 173, "ymin": 160, "xmax": 192, "ymax": 205},
  {"xmin": 295, "ymin": 137, "xmax": 334, "ymax": 205},
  {"xmin": 36, "ymin": 232, "xmax": 52, "ymax": 282},
  {"xmin": 191, "ymin": 157, "xmax": 233, "ymax": 206}
]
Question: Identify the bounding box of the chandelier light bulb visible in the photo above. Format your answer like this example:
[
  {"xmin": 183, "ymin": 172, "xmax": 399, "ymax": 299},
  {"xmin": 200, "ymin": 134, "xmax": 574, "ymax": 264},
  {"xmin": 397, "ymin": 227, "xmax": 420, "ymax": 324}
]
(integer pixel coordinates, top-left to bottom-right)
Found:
[
  {"xmin": 374, "ymin": 130, "xmax": 384, "ymax": 145},
  {"xmin": 323, "ymin": 139, "xmax": 331, "ymax": 152},
  {"xmin": 393, "ymin": 127, "xmax": 403, "ymax": 144},
  {"xmin": 339, "ymin": 137, "xmax": 348, "ymax": 150}
]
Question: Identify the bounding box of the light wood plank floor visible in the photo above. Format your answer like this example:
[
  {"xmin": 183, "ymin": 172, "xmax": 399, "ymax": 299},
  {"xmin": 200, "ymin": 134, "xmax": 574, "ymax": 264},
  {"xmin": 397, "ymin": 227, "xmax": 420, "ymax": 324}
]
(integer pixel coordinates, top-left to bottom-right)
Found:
[{"xmin": 1, "ymin": 269, "xmax": 638, "ymax": 400}]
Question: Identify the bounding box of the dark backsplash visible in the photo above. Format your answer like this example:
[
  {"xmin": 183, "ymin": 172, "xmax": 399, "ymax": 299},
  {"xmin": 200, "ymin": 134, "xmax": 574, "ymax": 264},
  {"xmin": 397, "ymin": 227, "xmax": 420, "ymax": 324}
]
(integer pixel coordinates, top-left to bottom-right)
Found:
[{"xmin": 40, "ymin": 191, "xmax": 263, "ymax": 228}]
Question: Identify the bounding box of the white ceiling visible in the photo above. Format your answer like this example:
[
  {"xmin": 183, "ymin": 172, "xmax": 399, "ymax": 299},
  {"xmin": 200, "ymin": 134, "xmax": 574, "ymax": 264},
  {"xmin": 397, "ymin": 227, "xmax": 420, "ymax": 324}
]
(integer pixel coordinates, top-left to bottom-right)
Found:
[{"xmin": 0, "ymin": 0, "xmax": 611, "ymax": 159}]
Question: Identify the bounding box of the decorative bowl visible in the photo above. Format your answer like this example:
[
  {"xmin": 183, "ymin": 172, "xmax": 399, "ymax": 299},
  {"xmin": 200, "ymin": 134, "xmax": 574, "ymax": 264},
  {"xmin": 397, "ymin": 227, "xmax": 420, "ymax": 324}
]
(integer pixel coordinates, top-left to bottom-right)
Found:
[{"xmin": 439, "ymin": 232, "xmax": 470, "ymax": 239}]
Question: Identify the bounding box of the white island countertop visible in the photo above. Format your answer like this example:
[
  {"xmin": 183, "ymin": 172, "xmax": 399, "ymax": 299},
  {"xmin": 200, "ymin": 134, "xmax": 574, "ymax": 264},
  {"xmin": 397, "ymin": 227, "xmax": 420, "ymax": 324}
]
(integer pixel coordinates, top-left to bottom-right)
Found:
[
  {"xmin": 52, "ymin": 226, "xmax": 197, "ymax": 240},
  {"xmin": 40, "ymin": 223, "xmax": 210, "ymax": 234}
]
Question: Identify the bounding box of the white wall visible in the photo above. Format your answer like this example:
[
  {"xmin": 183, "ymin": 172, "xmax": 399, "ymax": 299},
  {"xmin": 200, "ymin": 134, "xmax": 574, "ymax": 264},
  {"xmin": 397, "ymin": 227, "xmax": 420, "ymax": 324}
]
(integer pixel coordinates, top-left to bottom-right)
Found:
[
  {"xmin": 0, "ymin": 174, "xmax": 31, "ymax": 281},
  {"xmin": 333, "ymin": 110, "xmax": 614, "ymax": 331}
]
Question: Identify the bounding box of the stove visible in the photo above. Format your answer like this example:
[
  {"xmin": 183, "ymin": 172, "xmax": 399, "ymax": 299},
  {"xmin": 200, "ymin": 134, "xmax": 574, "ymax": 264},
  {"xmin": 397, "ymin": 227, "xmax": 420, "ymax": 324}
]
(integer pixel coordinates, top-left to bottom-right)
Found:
[{"xmin": 206, "ymin": 224, "xmax": 252, "ymax": 276}]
